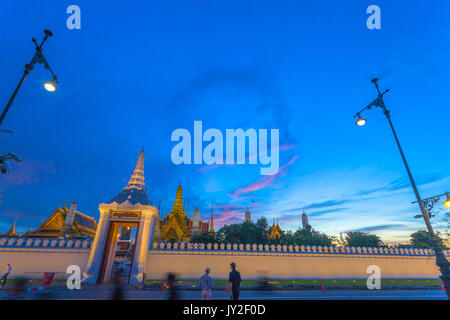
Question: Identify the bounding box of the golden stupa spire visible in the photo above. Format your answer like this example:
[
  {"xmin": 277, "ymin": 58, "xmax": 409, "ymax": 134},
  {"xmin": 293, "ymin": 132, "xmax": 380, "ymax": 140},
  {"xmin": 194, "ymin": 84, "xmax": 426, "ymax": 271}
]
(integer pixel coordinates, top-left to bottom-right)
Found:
[
  {"xmin": 171, "ymin": 185, "xmax": 185, "ymax": 215},
  {"xmin": 209, "ymin": 200, "xmax": 214, "ymax": 233}
]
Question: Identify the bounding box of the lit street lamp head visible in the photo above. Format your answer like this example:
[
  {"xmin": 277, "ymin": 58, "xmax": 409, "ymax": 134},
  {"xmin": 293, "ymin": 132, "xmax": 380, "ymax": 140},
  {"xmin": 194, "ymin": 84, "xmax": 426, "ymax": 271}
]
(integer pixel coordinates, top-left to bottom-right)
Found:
[
  {"xmin": 43, "ymin": 79, "xmax": 57, "ymax": 92},
  {"xmin": 444, "ymin": 193, "xmax": 450, "ymax": 209},
  {"xmin": 355, "ymin": 115, "xmax": 367, "ymax": 126}
]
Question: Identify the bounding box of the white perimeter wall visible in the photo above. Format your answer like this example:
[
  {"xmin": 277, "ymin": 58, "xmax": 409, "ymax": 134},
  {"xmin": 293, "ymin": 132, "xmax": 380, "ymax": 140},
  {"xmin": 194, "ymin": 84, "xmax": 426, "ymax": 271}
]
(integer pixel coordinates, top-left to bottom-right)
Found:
[
  {"xmin": 0, "ymin": 250, "xmax": 90, "ymax": 279},
  {"xmin": 145, "ymin": 251, "xmax": 441, "ymax": 280}
]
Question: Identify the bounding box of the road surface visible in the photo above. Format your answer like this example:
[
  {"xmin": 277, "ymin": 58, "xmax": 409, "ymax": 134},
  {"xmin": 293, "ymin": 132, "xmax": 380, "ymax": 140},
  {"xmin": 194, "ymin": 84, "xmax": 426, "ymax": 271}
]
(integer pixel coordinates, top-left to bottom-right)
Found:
[{"xmin": 0, "ymin": 286, "xmax": 447, "ymax": 300}]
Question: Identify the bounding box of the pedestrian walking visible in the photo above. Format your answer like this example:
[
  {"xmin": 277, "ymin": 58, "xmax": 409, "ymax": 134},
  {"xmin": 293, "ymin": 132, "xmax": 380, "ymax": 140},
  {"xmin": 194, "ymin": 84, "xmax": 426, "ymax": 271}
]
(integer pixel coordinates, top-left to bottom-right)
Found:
[
  {"xmin": 199, "ymin": 267, "xmax": 214, "ymax": 300},
  {"xmin": 0, "ymin": 263, "xmax": 11, "ymax": 288},
  {"xmin": 228, "ymin": 262, "xmax": 241, "ymax": 300}
]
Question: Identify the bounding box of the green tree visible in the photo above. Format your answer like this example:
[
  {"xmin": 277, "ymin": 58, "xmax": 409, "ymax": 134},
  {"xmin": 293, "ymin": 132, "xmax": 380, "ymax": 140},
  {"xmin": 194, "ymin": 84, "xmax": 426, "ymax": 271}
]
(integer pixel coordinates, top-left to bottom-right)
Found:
[
  {"xmin": 190, "ymin": 231, "xmax": 218, "ymax": 244},
  {"xmin": 409, "ymin": 230, "xmax": 444, "ymax": 249},
  {"xmin": 191, "ymin": 218, "xmax": 336, "ymax": 247},
  {"xmin": 289, "ymin": 227, "xmax": 335, "ymax": 246},
  {"xmin": 217, "ymin": 218, "xmax": 270, "ymax": 244},
  {"xmin": 340, "ymin": 231, "xmax": 383, "ymax": 247}
]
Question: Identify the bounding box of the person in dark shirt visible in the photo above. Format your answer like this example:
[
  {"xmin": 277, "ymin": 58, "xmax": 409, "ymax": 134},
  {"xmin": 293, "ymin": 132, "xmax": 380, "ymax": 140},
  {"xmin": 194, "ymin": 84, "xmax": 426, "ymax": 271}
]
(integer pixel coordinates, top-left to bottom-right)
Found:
[{"xmin": 228, "ymin": 262, "xmax": 241, "ymax": 300}]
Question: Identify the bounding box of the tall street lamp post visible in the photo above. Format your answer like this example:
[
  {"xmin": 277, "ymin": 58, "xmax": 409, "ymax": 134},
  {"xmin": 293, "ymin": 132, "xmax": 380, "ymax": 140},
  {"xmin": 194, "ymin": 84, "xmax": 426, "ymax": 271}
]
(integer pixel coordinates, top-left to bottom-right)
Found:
[
  {"xmin": 0, "ymin": 29, "xmax": 58, "ymax": 127},
  {"xmin": 354, "ymin": 78, "xmax": 450, "ymax": 299}
]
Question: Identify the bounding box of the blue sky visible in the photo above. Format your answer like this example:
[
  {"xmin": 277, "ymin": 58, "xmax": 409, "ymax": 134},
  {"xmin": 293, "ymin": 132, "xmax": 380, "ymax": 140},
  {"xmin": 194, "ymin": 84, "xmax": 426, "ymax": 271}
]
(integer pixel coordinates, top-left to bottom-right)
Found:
[{"xmin": 0, "ymin": 1, "xmax": 449, "ymax": 242}]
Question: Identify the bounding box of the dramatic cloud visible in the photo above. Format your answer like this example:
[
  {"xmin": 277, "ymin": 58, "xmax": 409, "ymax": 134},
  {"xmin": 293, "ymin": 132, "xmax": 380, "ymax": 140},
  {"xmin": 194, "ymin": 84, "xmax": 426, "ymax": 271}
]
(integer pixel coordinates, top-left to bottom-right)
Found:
[
  {"xmin": 212, "ymin": 202, "xmax": 262, "ymax": 227},
  {"xmin": 229, "ymin": 155, "xmax": 298, "ymax": 199},
  {"xmin": 351, "ymin": 224, "xmax": 407, "ymax": 233}
]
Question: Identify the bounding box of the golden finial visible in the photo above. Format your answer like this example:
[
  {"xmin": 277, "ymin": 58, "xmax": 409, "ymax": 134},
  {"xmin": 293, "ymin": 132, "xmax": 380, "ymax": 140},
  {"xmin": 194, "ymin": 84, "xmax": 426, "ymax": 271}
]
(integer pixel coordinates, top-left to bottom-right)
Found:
[{"xmin": 209, "ymin": 200, "xmax": 214, "ymax": 233}]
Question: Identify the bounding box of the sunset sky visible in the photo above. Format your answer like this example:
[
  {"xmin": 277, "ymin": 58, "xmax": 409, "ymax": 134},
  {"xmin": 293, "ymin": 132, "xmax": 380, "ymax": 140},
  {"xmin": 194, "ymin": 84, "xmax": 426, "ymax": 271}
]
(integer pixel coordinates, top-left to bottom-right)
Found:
[{"xmin": 1, "ymin": 1, "xmax": 449, "ymax": 242}]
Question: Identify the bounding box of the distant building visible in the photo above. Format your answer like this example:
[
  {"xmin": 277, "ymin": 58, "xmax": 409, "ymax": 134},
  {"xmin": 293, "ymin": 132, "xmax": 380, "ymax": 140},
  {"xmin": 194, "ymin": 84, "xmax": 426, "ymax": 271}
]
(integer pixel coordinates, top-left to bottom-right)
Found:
[
  {"xmin": 245, "ymin": 208, "xmax": 251, "ymax": 222},
  {"xmin": 302, "ymin": 211, "xmax": 310, "ymax": 230},
  {"xmin": 191, "ymin": 208, "xmax": 200, "ymax": 236}
]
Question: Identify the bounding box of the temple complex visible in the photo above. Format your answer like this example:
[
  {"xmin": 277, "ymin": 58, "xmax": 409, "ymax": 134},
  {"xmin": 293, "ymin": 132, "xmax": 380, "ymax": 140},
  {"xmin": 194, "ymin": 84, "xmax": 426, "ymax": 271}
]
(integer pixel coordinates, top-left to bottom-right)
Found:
[
  {"xmin": 0, "ymin": 148, "xmax": 308, "ymax": 248},
  {"xmin": 155, "ymin": 185, "xmax": 213, "ymax": 242},
  {"xmin": 0, "ymin": 149, "xmax": 446, "ymax": 285}
]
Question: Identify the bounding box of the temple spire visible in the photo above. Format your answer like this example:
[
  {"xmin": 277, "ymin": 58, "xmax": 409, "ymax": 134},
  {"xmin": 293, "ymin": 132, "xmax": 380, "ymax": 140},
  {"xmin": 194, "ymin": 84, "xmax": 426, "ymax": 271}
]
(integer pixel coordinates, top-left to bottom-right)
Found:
[
  {"xmin": 4, "ymin": 220, "xmax": 17, "ymax": 237},
  {"xmin": 209, "ymin": 201, "xmax": 214, "ymax": 233},
  {"xmin": 171, "ymin": 185, "xmax": 185, "ymax": 215},
  {"xmin": 109, "ymin": 149, "xmax": 150, "ymax": 205},
  {"xmin": 124, "ymin": 148, "xmax": 145, "ymax": 191}
]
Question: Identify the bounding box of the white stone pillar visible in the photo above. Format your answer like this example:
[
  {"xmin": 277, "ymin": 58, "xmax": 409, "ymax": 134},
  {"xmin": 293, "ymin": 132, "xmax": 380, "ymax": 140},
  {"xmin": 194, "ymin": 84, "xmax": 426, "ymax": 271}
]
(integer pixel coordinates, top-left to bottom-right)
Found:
[
  {"xmin": 147, "ymin": 215, "xmax": 156, "ymax": 253},
  {"xmin": 82, "ymin": 206, "xmax": 110, "ymax": 283},
  {"xmin": 129, "ymin": 208, "xmax": 155, "ymax": 285}
]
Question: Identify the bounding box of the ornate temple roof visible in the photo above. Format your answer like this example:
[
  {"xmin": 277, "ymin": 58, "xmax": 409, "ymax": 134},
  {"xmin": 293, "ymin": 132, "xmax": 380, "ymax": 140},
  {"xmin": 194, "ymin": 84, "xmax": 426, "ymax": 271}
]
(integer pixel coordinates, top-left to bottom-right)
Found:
[
  {"xmin": 26, "ymin": 205, "xmax": 97, "ymax": 239},
  {"xmin": 109, "ymin": 148, "xmax": 150, "ymax": 205},
  {"xmin": 269, "ymin": 219, "xmax": 282, "ymax": 240}
]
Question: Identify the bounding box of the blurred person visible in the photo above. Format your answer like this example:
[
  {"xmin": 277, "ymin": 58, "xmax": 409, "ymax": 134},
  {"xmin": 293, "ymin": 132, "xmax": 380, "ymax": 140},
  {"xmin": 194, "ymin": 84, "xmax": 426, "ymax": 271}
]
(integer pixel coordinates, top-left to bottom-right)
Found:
[
  {"xmin": 166, "ymin": 273, "xmax": 178, "ymax": 300},
  {"xmin": 228, "ymin": 262, "xmax": 241, "ymax": 300},
  {"xmin": 0, "ymin": 263, "xmax": 11, "ymax": 287},
  {"xmin": 111, "ymin": 268, "xmax": 124, "ymax": 300},
  {"xmin": 199, "ymin": 267, "xmax": 214, "ymax": 300},
  {"xmin": 257, "ymin": 271, "xmax": 271, "ymax": 292},
  {"xmin": 8, "ymin": 277, "xmax": 26, "ymax": 300}
]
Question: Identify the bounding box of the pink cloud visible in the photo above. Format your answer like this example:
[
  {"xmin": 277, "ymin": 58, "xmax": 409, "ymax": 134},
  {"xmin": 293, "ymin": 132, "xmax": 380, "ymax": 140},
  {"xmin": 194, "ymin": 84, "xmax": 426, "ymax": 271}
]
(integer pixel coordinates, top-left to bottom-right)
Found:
[
  {"xmin": 196, "ymin": 142, "xmax": 298, "ymax": 173},
  {"xmin": 247, "ymin": 142, "xmax": 298, "ymax": 162},
  {"xmin": 211, "ymin": 202, "xmax": 263, "ymax": 227},
  {"xmin": 229, "ymin": 155, "xmax": 298, "ymax": 199}
]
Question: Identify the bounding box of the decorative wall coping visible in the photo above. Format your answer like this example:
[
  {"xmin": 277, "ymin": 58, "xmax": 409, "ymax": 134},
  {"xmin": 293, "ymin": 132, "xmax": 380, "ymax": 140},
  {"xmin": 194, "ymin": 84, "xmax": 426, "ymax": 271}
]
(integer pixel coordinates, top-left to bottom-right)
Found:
[
  {"xmin": 150, "ymin": 242, "xmax": 450, "ymax": 257},
  {"xmin": 0, "ymin": 237, "xmax": 92, "ymax": 251}
]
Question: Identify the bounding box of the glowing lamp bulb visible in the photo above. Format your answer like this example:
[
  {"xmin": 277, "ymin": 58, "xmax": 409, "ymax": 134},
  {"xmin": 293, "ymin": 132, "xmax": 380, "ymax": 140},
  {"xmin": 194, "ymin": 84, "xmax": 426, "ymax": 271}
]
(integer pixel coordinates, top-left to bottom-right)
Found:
[
  {"xmin": 43, "ymin": 80, "xmax": 57, "ymax": 92},
  {"xmin": 356, "ymin": 116, "xmax": 367, "ymax": 126},
  {"xmin": 443, "ymin": 193, "xmax": 450, "ymax": 209}
]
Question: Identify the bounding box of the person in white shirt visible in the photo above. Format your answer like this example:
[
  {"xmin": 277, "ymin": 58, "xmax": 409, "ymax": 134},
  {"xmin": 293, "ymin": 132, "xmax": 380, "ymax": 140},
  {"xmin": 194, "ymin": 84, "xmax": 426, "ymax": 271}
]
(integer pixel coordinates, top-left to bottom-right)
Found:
[
  {"xmin": 199, "ymin": 267, "xmax": 214, "ymax": 300},
  {"xmin": 1, "ymin": 264, "xmax": 11, "ymax": 287}
]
